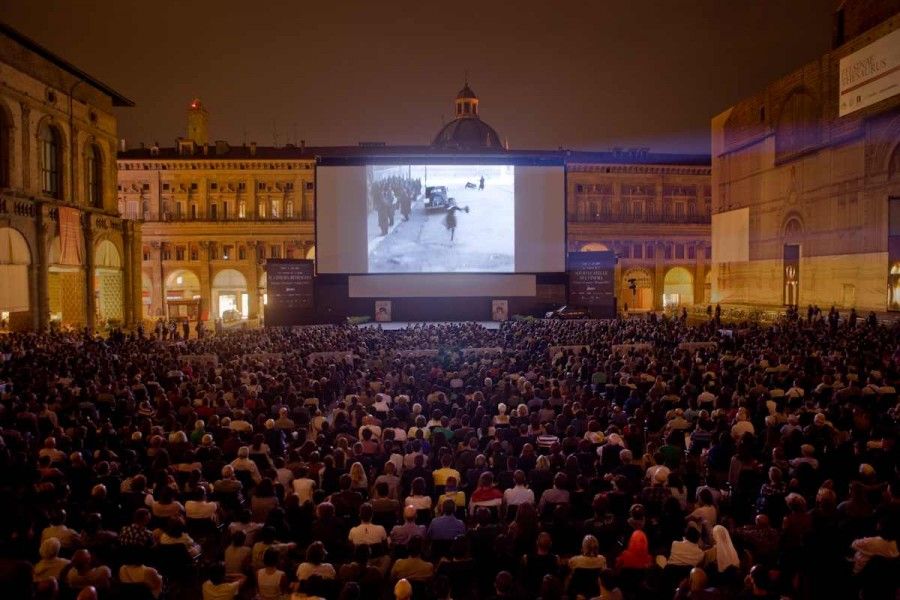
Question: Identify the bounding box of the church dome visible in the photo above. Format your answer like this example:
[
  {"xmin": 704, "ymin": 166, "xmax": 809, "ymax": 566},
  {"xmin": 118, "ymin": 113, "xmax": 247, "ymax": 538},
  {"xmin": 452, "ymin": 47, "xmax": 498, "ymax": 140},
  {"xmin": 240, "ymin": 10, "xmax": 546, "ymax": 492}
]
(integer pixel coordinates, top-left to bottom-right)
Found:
[
  {"xmin": 432, "ymin": 82, "xmax": 504, "ymax": 150},
  {"xmin": 433, "ymin": 118, "xmax": 503, "ymax": 150}
]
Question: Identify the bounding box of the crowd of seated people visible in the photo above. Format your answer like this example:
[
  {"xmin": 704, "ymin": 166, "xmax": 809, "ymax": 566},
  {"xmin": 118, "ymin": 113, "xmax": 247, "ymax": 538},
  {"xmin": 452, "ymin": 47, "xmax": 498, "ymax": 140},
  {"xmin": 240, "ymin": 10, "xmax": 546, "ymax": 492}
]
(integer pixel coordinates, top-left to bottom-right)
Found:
[{"xmin": 0, "ymin": 313, "xmax": 897, "ymax": 600}]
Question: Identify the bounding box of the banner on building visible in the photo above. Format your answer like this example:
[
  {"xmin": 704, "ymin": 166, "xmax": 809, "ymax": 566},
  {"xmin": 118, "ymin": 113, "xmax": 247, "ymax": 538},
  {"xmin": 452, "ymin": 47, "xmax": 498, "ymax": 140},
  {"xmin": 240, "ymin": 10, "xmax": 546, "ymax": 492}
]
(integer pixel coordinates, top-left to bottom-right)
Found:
[
  {"xmin": 839, "ymin": 28, "xmax": 900, "ymax": 117},
  {"xmin": 58, "ymin": 207, "xmax": 84, "ymax": 266}
]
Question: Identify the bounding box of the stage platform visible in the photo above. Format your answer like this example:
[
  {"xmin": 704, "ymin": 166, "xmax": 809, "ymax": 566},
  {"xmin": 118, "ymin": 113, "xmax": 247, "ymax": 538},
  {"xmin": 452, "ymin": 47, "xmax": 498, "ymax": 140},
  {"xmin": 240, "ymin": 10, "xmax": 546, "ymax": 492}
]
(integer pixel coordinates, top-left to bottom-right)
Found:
[{"xmin": 356, "ymin": 321, "xmax": 501, "ymax": 330}]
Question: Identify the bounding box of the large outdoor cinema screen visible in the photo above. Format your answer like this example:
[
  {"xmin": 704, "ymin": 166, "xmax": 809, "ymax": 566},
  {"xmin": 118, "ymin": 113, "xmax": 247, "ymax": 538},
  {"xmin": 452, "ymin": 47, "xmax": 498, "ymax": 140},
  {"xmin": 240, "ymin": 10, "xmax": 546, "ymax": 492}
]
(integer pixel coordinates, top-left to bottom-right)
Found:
[{"xmin": 316, "ymin": 162, "xmax": 564, "ymax": 275}]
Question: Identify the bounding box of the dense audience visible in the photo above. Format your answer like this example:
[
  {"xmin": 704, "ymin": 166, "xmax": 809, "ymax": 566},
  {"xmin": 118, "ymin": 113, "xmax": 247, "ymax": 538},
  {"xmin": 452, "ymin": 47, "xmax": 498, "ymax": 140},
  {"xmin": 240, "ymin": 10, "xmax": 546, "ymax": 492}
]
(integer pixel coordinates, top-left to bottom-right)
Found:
[{"xmin": 0, "ymin": 312, "xmax": 897, "ymax": 599}]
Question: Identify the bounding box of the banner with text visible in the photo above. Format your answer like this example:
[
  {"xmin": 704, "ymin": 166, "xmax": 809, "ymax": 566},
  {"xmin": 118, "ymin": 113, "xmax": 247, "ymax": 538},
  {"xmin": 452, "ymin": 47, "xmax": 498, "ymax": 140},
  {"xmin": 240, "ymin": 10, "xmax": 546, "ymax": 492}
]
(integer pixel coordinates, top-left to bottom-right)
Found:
[
  {"xmin": 839, "ymin": 28, "xmax": 900, "ymax": 117},
  {"xmin": 567, "ymin": 251, "xmax": 616, "ymax": 317},
  {"xmin": 265, "ymin": 259, "xmax": 315, "ymax": 326}
]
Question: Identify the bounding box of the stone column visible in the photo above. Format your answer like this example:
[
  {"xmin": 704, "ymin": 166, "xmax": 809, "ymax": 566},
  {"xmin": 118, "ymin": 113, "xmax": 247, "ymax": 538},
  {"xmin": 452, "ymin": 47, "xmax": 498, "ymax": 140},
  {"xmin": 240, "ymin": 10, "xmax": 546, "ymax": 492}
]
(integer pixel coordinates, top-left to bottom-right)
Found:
[
  {"xmin": 653, "ymin": 242, "xmax": 665, "ymax": 311},
  {"xmin": 149, "ymin": 241, "xmax": 164, "ymax": 318},
  {"xmin": 613, "ymin": 244, "xmax": 623, "ymax": 311},
  {"xmin": 121, "ymin": 222, "xmax": 133, "ymax": 327},
  {"xmin": 694, "ymin": 241, "xmax": 705, "ymax": 307},
  {"xmin": 34, "ymin": 202, "xmax": 50, "ymax": 331},
  {"xmin": 82, "ymin": 213, "xmax": 96, "ymax": 332},
  {"xmin": 248, "ymin": 246, "xmax": 260, "ymax": 321},
  {"xmin": 199, "ymin": 241, "xmax": 212, "ymax": 322},
  {"xmin": 131, "ymin": 222, "xmax": 143, "ymax": 326}
]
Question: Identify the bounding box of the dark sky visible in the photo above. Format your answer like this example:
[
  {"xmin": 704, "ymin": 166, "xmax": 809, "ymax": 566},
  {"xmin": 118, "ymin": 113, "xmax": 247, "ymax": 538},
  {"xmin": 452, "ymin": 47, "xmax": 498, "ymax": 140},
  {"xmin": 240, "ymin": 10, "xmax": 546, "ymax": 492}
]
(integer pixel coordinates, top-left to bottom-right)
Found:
[{"xmin": 4, "ymin": 0, "xmax": 834, "ymax": 154}]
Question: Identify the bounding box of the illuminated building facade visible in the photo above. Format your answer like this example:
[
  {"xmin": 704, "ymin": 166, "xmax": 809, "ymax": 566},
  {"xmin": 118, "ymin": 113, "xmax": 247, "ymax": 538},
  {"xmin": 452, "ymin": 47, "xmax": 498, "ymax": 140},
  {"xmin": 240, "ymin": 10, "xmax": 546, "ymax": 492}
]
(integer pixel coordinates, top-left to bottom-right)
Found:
[
  {"xmin": 0, "ymin": 23, "xmax": 142, "ymax": 331},
  {"xmin": 566, "ymin": 151, "xmax": 712, "ymax": 311},
  {"xmin": 117, "ymin": 101, "xmax": 316, "ymax": 323},
  {"xmin": 711, "ymin": 2, "xmax": 900, "ymax": 312},
  {"xmin": 121, "ymin": 86, "xmax": 713, "ymax": 325}
]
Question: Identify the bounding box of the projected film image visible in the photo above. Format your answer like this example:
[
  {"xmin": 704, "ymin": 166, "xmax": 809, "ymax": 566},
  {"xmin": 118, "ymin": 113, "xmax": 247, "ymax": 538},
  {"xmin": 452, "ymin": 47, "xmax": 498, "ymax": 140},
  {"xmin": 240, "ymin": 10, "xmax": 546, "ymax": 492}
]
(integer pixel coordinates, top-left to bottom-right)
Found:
[{"xmin": 367, "ymin": 164, "xmax": 515, "ymax": 273}]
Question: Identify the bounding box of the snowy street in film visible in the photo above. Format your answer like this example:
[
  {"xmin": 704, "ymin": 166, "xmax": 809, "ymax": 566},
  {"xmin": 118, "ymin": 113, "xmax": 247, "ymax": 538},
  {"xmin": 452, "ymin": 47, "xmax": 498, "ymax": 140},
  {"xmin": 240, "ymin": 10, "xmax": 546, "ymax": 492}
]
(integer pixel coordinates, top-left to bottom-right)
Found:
[{"xmin": 366, "ymin": 164, "xmax": 515, "ymax": 273}]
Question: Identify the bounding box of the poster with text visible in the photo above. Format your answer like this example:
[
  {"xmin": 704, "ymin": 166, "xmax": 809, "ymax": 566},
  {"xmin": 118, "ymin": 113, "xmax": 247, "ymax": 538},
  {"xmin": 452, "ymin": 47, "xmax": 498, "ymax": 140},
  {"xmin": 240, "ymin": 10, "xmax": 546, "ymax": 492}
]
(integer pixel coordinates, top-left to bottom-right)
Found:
[
  {"xmin": 265, "ymin": 259, "xmax": 315, "ymax": 326},
  {"xmin": 567, "ymin": 251, "xmax": 616, "ymax": 317}
]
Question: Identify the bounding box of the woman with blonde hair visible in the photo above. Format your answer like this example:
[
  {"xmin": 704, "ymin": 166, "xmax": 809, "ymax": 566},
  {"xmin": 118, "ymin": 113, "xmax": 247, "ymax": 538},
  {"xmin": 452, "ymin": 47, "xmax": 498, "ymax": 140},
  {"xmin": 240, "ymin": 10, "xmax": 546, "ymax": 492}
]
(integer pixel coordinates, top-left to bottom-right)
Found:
[
  {"xmin": 493, "ymin": 403, "xmax": 510, "ymax": 426},
  {"xmin": 566, "ymin": 534, "xmax": 607, "ymax": 589},
  {"xmin": 349, "ymin": 462, "xmax": 369, "ymax": 496}
]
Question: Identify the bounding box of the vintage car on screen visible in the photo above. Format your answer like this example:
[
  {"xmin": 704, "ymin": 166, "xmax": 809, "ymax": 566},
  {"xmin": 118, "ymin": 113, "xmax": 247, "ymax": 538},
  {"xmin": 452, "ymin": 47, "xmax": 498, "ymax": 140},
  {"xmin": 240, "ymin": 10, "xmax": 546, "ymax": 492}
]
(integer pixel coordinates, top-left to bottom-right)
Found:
[{"xmin": 423, "ymin": 185, "xmax": 454, "ymax": 210}]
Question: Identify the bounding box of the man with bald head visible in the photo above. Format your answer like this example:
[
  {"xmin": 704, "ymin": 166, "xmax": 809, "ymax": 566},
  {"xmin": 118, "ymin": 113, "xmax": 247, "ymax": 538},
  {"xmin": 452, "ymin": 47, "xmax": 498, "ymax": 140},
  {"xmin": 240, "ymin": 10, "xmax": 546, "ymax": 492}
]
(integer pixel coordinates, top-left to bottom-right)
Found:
[
  {"xmin": 735, "ymin": 514, "xmax": 781, "ymax": 567},
  {"xmin": 390, "ymin": 505, "xmax": 426, "ymax": 547}
]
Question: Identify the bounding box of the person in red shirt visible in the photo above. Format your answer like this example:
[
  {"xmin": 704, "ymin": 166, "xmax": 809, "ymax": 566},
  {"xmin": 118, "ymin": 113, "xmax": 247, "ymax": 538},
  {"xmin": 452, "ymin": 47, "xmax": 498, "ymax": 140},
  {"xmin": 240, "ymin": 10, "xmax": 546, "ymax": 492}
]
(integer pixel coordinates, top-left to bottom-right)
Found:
[
  {"xmin": 616, "ymin": 530, "xmax": 653, "ymax": 570},
  {"xmin": 469, "ymin": 472, "xmax": 503, "ymax": 515}
]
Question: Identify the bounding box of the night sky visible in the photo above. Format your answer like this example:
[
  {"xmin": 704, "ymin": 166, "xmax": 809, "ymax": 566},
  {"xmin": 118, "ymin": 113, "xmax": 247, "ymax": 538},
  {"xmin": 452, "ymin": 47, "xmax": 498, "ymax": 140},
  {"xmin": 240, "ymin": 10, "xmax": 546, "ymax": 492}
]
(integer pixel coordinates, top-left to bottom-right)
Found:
[{"xmin": 4, "ymin": 0, "xmax": 833, "ymax": 154}]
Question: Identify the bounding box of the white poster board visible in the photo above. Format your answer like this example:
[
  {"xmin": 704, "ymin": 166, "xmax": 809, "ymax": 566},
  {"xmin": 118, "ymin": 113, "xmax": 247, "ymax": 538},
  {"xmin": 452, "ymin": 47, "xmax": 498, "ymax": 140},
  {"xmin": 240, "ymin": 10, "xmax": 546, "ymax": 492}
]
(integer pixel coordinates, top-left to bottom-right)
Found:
[
  {"xmin": 375, "ymin": 300, "xmax": 392, "ymax": 322},
  {"xmin": 839, "ymin": 28, "xmax": 900, "ymax": 117}
]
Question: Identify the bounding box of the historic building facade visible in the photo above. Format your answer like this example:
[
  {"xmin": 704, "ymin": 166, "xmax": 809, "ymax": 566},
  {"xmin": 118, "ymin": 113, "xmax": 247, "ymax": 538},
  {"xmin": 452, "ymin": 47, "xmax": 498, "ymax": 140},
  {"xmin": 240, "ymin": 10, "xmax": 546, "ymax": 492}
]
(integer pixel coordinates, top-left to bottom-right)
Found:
[
  {"xmin": 711, "ymin": 2, "xmax": 900, "ymax": 311},
  {"xmin": 117, "ymin": 101, "xmax": 315, "ymax": 323},
  {"xmin": 122, "ymin": 86, "xmax": 712, "ymax": 325},
  {"xmin": 566, "ymin": 152, "xmax": 712, "ymax": 311},
  {"xmin": 0, "ymin": 24, "xmax": 141, "ymax": 331}
]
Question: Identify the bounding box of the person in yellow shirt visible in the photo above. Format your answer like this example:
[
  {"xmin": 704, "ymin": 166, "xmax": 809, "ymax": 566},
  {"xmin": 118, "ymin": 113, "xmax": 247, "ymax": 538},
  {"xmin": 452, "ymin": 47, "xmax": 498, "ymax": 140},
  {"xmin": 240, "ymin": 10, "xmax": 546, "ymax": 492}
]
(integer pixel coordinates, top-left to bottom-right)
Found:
[
  {"xmin": 435, "ymin": 477, "xmax": 466, "ymax": 514},
  {"xmin": 432, "ymin": 455, "xmax": 461, "ymax": 488}
]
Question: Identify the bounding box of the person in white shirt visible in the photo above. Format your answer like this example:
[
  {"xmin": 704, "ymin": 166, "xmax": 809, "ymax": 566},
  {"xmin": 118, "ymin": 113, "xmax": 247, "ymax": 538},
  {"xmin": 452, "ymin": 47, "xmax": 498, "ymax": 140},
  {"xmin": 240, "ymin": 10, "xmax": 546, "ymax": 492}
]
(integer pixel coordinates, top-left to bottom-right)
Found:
[
  {"xmin": 503, "ymin": 470, "xmax": 535, "ymax": 508},
  {"xmin": 118, "ymin": 549, "xmax": 164, "ymax": 599},
  {"xmin": 202, "ymin": 562, "xmax": 245, "ymax": 600},
  {"xmin": 295, "ymin": 542, "xmax": 336, "ymax": 582},
  {"xmin": 274, "ymin": 457, "xmax": 294, "ymax": 491},
  {"xmin": 789, "ymin": 444, "xmax": 819, "ymax": 471},
  {"xmin": 185, "ymin": 489, "xmax": 220, "ymax": 523},
  {"xmin": 358, "ymin": 415, "xmax": 382, "ymax": 440},
  {"xmin": 347, "ymin": 503, "xmax": 388, "ymax": 546},
  {"xmin": 668, "ymin": 524, "xmax": 705, "ymax": 567},
  {"xmin": 41, "ymin": 511, "xmax": 82, "ymax": 549},
  {"xmin": 231, "ymin": 447, "xmax": 262, "ymax": 484},
  {"xmin": 731, "ymin": 410, "xmax": 755, "ymax": 439},
  {"xmin": 291, "ymin": 467, "xmax": 317, "ymax": 505}
]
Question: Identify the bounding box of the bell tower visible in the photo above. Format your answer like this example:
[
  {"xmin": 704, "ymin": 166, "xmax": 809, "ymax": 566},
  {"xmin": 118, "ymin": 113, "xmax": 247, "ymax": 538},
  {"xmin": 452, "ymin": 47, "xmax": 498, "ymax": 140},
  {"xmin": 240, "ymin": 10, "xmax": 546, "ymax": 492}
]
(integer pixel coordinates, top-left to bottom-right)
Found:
[
  {"xmin": 187, "ymin": 98, "xmax": 208, "ymax": 146},
  {"xmin": 454, "ymin": 81, "xmax": 479, "ymax": 118}
]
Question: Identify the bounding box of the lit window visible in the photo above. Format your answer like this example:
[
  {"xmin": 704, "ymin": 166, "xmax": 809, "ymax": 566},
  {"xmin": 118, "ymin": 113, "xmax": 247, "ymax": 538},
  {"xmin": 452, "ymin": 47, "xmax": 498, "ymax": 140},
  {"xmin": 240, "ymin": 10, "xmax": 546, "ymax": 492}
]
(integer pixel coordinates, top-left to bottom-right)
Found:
[
  {"xmin": 39, "ymin": 123, "xmax": 62, "ymax": 198},
  {"xmin": 87, "ymin": 144, "xmax": 103, "ymax": 207}
]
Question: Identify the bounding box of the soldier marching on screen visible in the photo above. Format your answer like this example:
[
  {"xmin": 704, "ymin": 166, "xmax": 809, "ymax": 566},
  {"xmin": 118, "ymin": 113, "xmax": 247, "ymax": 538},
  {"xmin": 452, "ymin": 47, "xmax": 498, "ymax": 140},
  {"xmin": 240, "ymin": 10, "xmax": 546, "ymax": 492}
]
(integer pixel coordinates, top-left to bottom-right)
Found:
[
  {"xmin": 375, "ymin": 184, "xmax": 392, "ymax": 236},
  {"xmin": 374, "ymin": 175, "xmax": 423, "ymax": 232}
]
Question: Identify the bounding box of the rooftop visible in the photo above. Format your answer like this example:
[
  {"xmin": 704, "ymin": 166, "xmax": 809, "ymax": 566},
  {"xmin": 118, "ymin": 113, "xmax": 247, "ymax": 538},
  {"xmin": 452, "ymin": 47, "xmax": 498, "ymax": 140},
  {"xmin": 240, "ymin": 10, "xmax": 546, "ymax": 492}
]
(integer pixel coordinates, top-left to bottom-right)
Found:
[{"xmin": 0, "ymin": 21, "xmax": 134, "ymax": 107}]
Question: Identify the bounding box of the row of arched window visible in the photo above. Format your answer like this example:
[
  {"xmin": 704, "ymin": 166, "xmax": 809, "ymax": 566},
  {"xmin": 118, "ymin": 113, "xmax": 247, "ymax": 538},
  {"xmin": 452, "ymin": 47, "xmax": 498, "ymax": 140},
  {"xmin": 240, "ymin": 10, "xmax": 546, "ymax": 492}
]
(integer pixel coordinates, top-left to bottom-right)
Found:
[{"xmin": 0, "ymin": 109, "xmax": 103, "ymax": 208}]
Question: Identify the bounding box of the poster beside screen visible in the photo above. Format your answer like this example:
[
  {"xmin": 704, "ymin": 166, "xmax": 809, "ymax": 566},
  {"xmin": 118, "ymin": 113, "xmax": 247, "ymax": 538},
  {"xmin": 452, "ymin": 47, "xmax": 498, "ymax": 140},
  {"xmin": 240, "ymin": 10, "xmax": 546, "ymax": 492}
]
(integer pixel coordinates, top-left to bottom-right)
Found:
[
  {"xmin": 567, "ymin": 251, "xmax": 616, "ymax": 317},
  {"xmin": 264, "ymin": 259, "xmax": 314, "ymax": 326}
]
